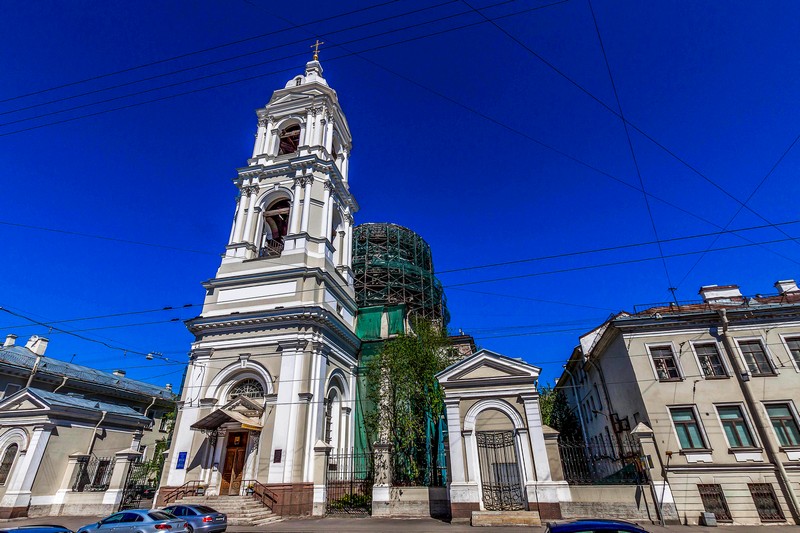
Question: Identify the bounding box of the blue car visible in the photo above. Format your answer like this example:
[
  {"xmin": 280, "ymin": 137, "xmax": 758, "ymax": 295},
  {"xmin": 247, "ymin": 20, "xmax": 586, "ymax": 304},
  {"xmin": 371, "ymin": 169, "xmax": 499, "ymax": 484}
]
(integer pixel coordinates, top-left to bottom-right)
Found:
[
  {"xmin": 545, "ymin": 519, "xmax": 650, "ymax": 533},
  {"xmin": 78, "ymin": 510, "xmax": 188, "ymax": 533},
  {"xmin": 0, "ymin": 527, "xmax": 73, "ymax": 533}
]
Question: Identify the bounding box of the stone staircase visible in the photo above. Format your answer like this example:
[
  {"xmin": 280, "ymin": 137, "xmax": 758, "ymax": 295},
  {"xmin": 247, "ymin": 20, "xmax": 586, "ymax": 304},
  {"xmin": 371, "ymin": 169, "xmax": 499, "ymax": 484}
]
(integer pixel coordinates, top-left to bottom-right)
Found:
[{"xmin": 174, "ymin": 495, "xmax": 281, "ymax": 526}]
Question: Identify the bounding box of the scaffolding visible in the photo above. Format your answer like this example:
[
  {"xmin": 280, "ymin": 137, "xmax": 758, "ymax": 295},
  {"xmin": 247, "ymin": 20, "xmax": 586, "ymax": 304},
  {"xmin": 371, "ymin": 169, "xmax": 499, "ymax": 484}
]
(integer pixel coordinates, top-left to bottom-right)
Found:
[{"xmin": 352, "ymin": 223, "xmax": 449, "ymax": 325}]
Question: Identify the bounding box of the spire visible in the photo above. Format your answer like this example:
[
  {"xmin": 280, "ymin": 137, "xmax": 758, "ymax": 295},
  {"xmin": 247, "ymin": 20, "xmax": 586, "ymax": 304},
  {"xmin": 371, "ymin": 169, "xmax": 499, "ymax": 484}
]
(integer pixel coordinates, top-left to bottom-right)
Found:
[{"xmin": 310, "ymin": 39, "xmax": 324, "ymax": 61}]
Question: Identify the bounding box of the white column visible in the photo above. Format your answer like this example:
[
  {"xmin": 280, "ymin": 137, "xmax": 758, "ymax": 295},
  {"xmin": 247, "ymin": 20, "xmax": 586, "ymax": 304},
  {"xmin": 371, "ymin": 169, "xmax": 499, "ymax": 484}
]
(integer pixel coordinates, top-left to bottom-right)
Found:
[
  {"xmin": 302, "ymin": 110, "xmax": 313, "ymax": 146},
  {"xmin": 269, "ymin": 340, "xmax": 307, "ymax": 483},
  {"xmin": 165, "ymin": 354, "xmax": 209, "ymax": 487},
  {"xmin": 337, "ymin": 231, "xmax": 346, "ymax": 266},
  {"xmin": 242, "ymin": 187, "xmax": 259, "ymax": 245},
  {"xmin": 0, "ymin": 424, "xmax": 52, "ymax": 513},
  {"xmin": 520, "ymin": 393, "xmax": 552, "ymax": 482},
  {"xmin": 267, "ymin": 126, "xmax": 279, "ymax": 156},
  {"xmin": 320, "ymin": 182, "xmax": 332, "ymax": 239},
  {"xmin": 300, "ymin": 177, "xmax": 313, "ymax": 234},
  {"xmin": 341, "ymin": 149, "xmax": 350, "ymax": 182},
  {"xmin": 252, "ymin": 119, "xmax": 267, "ymax": 158},
  {"xmin": 325, "ymin": 118, "xmax": 334, "ymax": 153},
  {"xmin": 231, "ymin": 193, "xmax": 246, "ymax": 244},
  {"xmin": 262, "ymin": 116, "xmax": 275, "ymax": 155},
  {"xmin": 344, "ymin": 215, "xmax": 353, "ymax": 267},
  {"xmin": 303, "ymin": 346, "xmax": 326, "ymax": 482},
  {"xmin": 289, "ymin": 178, "xmax": 303, "ymax": 235},
  {"xmin": 445, "ymin": 400, "xmax": 465, "ymax": 483},
  {"xmin": 325, "ymin": 199, "xmax": 335, "ymax": 243}
]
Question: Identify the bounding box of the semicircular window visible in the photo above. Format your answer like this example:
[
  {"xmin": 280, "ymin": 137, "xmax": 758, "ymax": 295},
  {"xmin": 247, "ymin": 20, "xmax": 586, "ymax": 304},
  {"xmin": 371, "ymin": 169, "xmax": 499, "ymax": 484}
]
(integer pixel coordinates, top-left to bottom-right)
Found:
[{"xmin": 229, "ymin": 379, "xmax": 265, "ymax": 400}]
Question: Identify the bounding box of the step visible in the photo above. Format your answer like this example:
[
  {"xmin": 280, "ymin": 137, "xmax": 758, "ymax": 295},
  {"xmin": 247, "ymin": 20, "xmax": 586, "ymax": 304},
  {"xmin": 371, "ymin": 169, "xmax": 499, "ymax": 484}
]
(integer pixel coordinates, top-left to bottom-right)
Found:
[{"xmin": 471, "ymin": 510, "xmax": 541, "ymax": 527}]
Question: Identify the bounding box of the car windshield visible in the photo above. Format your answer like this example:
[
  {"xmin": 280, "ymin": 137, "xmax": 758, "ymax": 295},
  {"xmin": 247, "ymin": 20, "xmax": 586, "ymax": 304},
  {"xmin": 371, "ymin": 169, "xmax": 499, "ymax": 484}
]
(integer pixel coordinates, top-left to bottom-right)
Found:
[
  {"xmin": 193, "ymin": 506, "xmax": 217, "ymax": 514},
  {"xmin": 147, "ymin": 512, "xmax": 174, "ymax": 521}
]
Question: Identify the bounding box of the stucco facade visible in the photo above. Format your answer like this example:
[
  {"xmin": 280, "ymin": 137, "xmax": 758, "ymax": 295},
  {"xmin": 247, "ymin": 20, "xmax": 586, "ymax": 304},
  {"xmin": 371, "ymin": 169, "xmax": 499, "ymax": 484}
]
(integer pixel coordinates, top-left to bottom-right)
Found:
[{"xmin": 558, "ymin": 280, "xmax": 800, "ymax": 526}]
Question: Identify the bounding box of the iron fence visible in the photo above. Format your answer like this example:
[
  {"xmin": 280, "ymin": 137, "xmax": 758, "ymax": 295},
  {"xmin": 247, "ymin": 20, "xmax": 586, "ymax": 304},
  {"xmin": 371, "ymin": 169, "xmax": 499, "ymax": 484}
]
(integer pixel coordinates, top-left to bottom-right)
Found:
[
  {"xmin": 72, "ymin": 456, "xmax": 114, "ymax": 492},
  {"xmin": 391, "ymin": 445, "xmax": 447, "ymax": 487},
  {"xmin": 558, "ymin": 434, "xmax": 646, "ymax": 485},
  {"xmin": 326, "ymin": 451, "xmax": 373, "ymax": 515}
]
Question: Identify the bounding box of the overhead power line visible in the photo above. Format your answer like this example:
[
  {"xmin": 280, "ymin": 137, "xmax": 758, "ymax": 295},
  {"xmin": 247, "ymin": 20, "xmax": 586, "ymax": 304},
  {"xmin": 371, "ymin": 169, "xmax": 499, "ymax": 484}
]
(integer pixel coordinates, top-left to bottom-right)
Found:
[{"xmin": 0, "ymin": 0, "xmax": 404, "ymax": 104}]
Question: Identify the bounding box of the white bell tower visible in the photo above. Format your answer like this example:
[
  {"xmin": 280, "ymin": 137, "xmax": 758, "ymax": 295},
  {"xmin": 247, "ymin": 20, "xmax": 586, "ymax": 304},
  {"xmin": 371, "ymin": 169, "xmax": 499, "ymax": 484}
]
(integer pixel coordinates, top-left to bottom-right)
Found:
[{"xmin": 164, "ymin": 57, "xmax": 360, "ymax": 500}]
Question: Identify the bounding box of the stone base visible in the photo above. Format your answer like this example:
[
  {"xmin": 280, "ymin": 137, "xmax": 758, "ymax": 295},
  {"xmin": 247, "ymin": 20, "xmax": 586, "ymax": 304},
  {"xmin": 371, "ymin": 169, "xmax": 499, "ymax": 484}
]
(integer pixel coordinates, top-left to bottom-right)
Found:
[
  {"xmin": 370, "ymin": 486, "xmax": 449, "ymax": 518},
  {"xmin": 471, "ymin": 510, "xmax": 541, "ymax": 527},
  {"xmin": 261, "ymin": 482, "xmax": 313, "ymax": 516},
  {"xmin": 0, "ymin": 506, "xmax": 28, "ymax": 519},
  {"xmin": 450, "ymin": 501, "xmax": 480, "ymax": 521}
]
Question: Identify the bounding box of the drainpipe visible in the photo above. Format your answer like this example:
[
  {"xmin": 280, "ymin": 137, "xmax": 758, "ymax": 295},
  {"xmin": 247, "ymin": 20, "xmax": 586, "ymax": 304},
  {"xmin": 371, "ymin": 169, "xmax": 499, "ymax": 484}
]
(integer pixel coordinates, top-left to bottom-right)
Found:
[
  {"xmin": 561, "ymin": 366, "xmax": 589, "ymax": 444},
  {"xmin": 53, "ymin": 376, "xmax": 68, "ymax": 393},
  {"xmin": 87, "ymin": 411, "xmax": 108, "ymax": 455},
  {"xmin": 25, "ymin": 354, "xmax": 43, "ymax": 388},
  {"xmin": 717, "ymin": 309, "xmax": 800, "ymax": 523},
  {"xmin": 143, "ymin": 396, "xmax": 158, "ymax": 419}
]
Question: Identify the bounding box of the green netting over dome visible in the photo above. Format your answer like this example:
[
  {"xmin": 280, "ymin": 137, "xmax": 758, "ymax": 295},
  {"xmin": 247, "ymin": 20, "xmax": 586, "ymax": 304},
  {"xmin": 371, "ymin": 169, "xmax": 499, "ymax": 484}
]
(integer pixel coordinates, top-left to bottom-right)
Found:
[{"xmin": 352, "ymin": 223, "xmax": 449, "ymax": 325}]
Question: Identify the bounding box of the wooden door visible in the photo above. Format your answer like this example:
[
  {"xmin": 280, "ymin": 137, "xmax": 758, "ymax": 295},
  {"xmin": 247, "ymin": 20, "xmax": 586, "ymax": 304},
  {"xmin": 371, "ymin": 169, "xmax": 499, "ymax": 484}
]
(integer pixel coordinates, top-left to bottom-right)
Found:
[{"xmin": 220, "ymin": 432, "xmax": 248, "ymax": 495}]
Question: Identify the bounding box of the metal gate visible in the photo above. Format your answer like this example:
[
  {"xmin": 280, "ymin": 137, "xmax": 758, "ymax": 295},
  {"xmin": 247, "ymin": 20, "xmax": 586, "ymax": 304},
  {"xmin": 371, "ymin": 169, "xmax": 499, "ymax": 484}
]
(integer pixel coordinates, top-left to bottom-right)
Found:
[
  {"xmin": 118, "ymin": 461, "xmax": 158, "ymax": 511},
  {"xmin": 325, "ymin": 451, "xmax": 373, "ymax": 515},
  {"xmin": 476, "ymin": 431, "xmax": 525, "ymax": 511}
]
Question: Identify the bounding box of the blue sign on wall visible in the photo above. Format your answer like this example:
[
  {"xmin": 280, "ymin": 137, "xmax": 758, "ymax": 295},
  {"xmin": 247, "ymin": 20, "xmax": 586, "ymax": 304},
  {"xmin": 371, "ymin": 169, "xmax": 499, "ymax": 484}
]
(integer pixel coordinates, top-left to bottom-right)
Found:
[{"xmin": 176, "ymin": 452, "xmax": 187, "ymax": 470}]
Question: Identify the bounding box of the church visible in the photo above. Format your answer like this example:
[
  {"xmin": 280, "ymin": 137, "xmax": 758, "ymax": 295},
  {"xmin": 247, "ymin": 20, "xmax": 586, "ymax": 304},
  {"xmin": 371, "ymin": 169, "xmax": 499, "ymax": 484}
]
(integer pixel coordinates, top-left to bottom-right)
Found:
[{"xmin": 159, "ymin": 54, "xmax": 571, "ymax": 525}]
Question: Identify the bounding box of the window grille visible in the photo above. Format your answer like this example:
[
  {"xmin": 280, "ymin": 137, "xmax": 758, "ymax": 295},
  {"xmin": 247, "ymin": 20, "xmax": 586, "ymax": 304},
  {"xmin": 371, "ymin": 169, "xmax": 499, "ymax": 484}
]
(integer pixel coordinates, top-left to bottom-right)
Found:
[
  {"xmin": 670, "ymin": 407, "xmax": 706, "ymax": 449},
  {"xmin": 748, "ymin": 483, "xmax": 785, "ymax": 521},
  {"xmin": 72, "ymin": 456, "xmax": 114, "ymax": 492},
  {"xmin": 717, "ymin": 405, "xmax": 755, "ymax": 448},
  {"xmin": 650, "ymin": 346, "xmax": 681, "ymax": 381},
  {"xmin": 229, "ymin": 379, "xmax": 264, "ymax": 400},
  {"xmin": 786, "ymin": 337, "xmax": 800, "ymax": 367},
  {"xmin": 766, "ymin": 404, "xmax": 800, "ymax": 447},
  {"xmin": 698, "ymin": 484, "xmax": 732, "ymax": 522},
  {"xmin": 738, "ymin": 340, "xmax": 774, "ymax": 375},
  {"xmin": 695, "ymin": 343, "xmax": 726, "ymax": 377},
  {"xmin": 0, "ymin": 444, "xmax": 18, "ymax": 485}
]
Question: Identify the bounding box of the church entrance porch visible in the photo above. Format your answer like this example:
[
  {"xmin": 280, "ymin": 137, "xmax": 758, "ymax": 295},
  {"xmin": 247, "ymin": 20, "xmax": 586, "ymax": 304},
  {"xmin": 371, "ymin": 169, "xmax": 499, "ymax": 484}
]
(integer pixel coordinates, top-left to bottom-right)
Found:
[{"xmin": 221, "ymin": 431, "xmax": 249, "ymax": 495}]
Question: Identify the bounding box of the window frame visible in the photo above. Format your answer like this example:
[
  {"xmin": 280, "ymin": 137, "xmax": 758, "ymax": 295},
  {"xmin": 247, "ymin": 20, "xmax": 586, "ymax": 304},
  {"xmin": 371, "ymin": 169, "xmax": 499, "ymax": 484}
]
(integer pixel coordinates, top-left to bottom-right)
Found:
[
  {"xmin": 714, "ymin": 403, "xmax": 758, "ymax": 450},
  {"xmin": 668, "ymin": 405, "xmax": 710, "ymax": 451},
  {"xmin": 698, "ymin": 483, "xmax": 732, "ymax": 522},
  {"xmin": 779, "ymin": 334, "xmax": 800, "ymax": 372},
  {"xmin": 763, "ymin": 401, "xmax": 800, "ymax": 449},
  {"xmin": 734, "ymin": 337, "xmax": 777, "ymax": 376},
  {"xmin": 646, "ymin": 342, "xmax": 684, "ymax": 382},
  {"xmin": 689, "ymin": 340, "xmax": 729, "ymax": 379}
]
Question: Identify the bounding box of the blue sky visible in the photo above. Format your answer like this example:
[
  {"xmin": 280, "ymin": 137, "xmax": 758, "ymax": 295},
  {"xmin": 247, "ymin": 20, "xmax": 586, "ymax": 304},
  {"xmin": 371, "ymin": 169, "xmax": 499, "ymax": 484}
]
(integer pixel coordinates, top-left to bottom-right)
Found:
[{"xmin": 1, "ymin": 0, "xmax": 799, "ymax": 389}]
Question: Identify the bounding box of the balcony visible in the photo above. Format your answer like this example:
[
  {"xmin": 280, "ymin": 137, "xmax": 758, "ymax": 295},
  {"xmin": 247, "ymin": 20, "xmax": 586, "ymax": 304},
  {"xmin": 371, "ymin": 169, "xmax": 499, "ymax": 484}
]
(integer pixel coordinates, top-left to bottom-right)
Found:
[{"xmin": 258, "ymin": 239, "xmax": 285, "ymax": 258}]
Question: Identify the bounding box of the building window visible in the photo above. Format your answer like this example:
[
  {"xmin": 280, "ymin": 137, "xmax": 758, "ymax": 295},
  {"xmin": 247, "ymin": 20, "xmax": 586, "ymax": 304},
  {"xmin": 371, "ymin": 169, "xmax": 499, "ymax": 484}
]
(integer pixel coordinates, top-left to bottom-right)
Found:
[
  {"xmin": 748, "ymin": 483, "xmax": 785, "ymax": 522},
  {"xmin": 765, "ymin": 403, "xmax": 800, "ymax": 447},
  {"xmin": 649, "ymin": 345, "xmax": 681, "ymax": 381},
  {"xmin": 695, "ymin": 343, "xmax": 727, "ymax": 377},
  {"xmin": 259, "ymin": 198, "xmax": 290, "ymax": 258},
  {"xmin": 785, "ymin": 337, "xmax": 800, "ymax": 367},
  {"xmin": 698, "ymin": 484, "xmax": 732, "ymax": 522},
  {"xmin": 0, "ymin": 444, "xmax": 18, "ymax": 485},
  {"xmin": 738, "ymin": 339, "xmax": 774, "ymax": 375},
  {"xmin": 670, "ymin": 407, "xmax": 707, "ymax": 450},
  {"xmin": 717, "ymin": 405, "xmax": 755, "ymax": 448},
  {"xmin": 278, "ymin": 124, "xmax": 301, "ymax": 155},
  {"xmin": 229, "ymin": 379, "xmax": 265, "ymax": 401}
]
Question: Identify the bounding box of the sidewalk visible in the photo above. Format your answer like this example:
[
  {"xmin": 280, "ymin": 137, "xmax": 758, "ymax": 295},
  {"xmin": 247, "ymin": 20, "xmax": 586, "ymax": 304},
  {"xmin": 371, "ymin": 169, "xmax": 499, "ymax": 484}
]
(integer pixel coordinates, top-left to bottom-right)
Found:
[{"xmin": 2, "ymin": 515, "xmax": 799, "ymax": 532}]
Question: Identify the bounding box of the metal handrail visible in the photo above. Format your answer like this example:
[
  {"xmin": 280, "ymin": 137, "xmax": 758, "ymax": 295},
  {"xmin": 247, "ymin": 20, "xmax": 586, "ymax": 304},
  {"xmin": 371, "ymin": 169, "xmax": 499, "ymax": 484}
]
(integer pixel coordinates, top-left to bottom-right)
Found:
[
  {"xmin": 241, "ymin": 479, "xmax": 277, "ymax": 512},
  {"xmin": 162, "ymin": 480, "xmax": 206, "ymax": 504}
]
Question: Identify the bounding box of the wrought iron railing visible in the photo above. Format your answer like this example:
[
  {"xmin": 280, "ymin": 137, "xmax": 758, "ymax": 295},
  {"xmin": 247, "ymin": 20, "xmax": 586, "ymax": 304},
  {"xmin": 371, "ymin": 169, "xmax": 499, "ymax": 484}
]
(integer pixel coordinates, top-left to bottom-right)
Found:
[
  {"xmin": 72, "ymin": 456, "xmax": 114, "ymax": 492},
  {"xmin": 259, "ymin": 239, "xmax": 284, "ymax": 258},
  {"xmin": 162, "ymin": 480, "xmax": 206, "ymax": 504},
  {"xmin": 558, "ymin": 435, "xmax": 647, "ymax": 485},
  {"xmin": 240, "ymin": 479, "xmax": 277, "ymax": 512},
  {"xmin": 326, "ymin": 451, "xmax": 373, "ymax": 515}
]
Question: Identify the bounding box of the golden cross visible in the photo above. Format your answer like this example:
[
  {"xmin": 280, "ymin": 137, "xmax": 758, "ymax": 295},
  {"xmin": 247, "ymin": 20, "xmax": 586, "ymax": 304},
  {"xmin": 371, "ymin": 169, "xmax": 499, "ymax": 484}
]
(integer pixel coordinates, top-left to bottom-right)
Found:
[{"xmin": 310, "ymin": 39, "xmax": 324, "ymax": 61}]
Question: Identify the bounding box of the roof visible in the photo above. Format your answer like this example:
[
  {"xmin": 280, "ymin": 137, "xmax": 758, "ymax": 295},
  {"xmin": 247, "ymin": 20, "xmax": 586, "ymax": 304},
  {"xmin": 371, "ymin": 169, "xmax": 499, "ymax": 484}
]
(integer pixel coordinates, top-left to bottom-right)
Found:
[
  {"xmin": 630, "ymin": 290, "xmax": 800, "ymax": 317},
  {"xmin": 0, "ymin": 345, "xmax": 173, "ymax": 400},
  {"xmin": 3, "ymin": 387, "xmax": 150, "ymax": 423}
]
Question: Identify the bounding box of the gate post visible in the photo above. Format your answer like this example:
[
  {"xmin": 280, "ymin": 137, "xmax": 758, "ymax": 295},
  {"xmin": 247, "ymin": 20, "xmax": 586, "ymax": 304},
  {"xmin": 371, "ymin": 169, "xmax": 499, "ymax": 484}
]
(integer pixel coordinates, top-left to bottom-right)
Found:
[
  {"xmin": 312, "ymin": 440, "xmax": 332, "ymax": 516},
  {"xmin": 371, "ymin": 442, "xmax": 392, "ymax": 516},
  {"xmin": 103, "ymin": 449, "xmax": 142, "ymax": 511}
]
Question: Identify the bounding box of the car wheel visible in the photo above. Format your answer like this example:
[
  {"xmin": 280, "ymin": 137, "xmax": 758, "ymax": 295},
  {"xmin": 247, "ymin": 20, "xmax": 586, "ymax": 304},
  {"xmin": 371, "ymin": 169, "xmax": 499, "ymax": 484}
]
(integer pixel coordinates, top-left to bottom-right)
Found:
[{"xmin": 186, "ymin": 525, "xmax": 193, "ymax": 533}]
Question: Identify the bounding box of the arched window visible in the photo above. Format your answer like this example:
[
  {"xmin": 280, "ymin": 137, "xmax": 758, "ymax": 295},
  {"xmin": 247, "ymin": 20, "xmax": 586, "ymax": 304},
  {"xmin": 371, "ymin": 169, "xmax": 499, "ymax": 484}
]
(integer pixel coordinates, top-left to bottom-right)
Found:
[
  {"xmin": 229, "ymin": 379, "xmax": 265, "ymax": 401},
  {"xmin": 278, "ymin": 124, "xmax": 301, "ymax": 155},
  {"xmin": 0, "ymin": 443, "xmax": 18, "ymax": 485},
  {"xmin": 259, "ymin": 199, "xmax": 291, "ymax": 258}
]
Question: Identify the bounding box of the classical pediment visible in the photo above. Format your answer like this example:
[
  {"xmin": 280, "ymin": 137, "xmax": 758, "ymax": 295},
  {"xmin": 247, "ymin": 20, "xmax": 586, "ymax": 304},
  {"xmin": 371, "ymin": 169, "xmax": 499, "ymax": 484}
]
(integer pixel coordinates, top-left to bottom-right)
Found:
[
  {"xmin": 436, "ymin": 349, "xmax": 540, "ymax": 387},
  {"xmin": 0, "ymin": 392, "xmax": 48, "ymax": 413}
]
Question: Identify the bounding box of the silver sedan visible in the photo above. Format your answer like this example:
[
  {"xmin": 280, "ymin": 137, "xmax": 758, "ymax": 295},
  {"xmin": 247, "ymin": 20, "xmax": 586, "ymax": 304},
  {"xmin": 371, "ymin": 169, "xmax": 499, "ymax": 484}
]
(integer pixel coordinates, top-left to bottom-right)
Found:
[
  {"xmin": 161, "ymin": 505, "xmax": 226, "ymax": 533},
  {"xmin": 77, "ymin": 510, "xmax": 187, "ymax": 533}
]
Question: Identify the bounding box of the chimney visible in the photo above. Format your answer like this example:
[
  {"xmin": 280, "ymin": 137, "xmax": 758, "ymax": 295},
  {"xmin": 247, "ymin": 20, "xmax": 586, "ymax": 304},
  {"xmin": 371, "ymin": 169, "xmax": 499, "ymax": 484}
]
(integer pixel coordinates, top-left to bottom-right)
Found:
[
  {"xmin": 112, "ymin": 369, "xmax": 126, "ymax": 377},
  {"xmin": 775, "ymin": 279, "xmax": 799, "ymax": 295},
  {"xmin": 165, "ymin": 383, "xmax": 173, "ymax": 392},
  {"xmin": 25, "ymin": 335, "xmax": 49, "ymax": 356},
  {"xmin": 3, "ymin": 334, "xmax": 17, "ymax": 348},
  {"xmin": 699, "ymin": 284, "xmax": 742, "ymax": 303}
]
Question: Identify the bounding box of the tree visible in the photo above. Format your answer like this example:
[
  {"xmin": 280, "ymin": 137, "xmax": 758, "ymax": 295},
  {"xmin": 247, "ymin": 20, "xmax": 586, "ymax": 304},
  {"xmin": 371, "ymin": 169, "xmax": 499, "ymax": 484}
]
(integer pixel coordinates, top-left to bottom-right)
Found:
[
  {"xmin": 539, "ymin": 384, "xmax": 583, "ymax": 442},
  {"xmin": 364, "ymin": 319, "xmax": 455, "ymax": 485}
]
